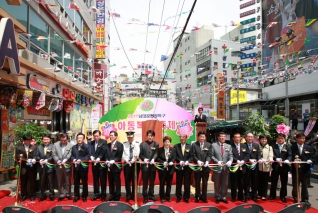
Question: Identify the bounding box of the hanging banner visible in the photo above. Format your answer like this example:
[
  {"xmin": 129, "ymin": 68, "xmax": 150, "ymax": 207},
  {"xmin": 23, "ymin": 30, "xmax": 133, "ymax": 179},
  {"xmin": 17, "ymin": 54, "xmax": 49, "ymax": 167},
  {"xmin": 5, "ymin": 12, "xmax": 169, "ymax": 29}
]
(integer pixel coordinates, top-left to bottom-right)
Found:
[
  {"xmin": 16, "ymin": 89, "xmax": 33, "ymax": 109},
  {"xmin": 95, "ymin": 0, "xmax": 106, "ymax": 59},
  {"xmin": 93, "ymin": 63, "xmax": 106, "ymax": 93},
  {"xmin": 64, "ymin": 101, "xmax": 73, "ymax": 113},
  {"xmin": 26, "ymin": 74, "xmax": 50, "ymax": 93},
  {"xmin": 98, "ymin": 98, "xmax": 195, "ymax": 145},
  {"xmin": 35, "ymin": 92, "xmax": 46, "ymax": 110},
  {"xmin": 0, "ymin": 85, "xmax": 17, "ymax": 106},
  {"xmin": 48, "ymin": 98, "xmax": 59, "ymax": 111},
  {"xmin": 70, "ymin": 103, "xmax": 92, "ymax": 131},
  {"xmin": 217, "ymin": 73, "xmax": 225, "ymax": 119},
  {"xmin": 0, "ymin": 130, "xmax": 15, "ymax": 169}
]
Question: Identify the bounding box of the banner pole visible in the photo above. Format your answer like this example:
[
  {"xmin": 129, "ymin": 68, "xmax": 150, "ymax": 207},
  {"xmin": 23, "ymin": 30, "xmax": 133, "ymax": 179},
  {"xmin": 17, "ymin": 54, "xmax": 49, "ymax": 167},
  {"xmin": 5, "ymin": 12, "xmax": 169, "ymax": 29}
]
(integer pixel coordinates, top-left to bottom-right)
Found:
[
  {"xmin": 132, "ymin": 156, "xmax": 139, "ymax": 210},
  {"xmin": 13, "ymin": 154, "xmax": 23, "ymax": 206}
]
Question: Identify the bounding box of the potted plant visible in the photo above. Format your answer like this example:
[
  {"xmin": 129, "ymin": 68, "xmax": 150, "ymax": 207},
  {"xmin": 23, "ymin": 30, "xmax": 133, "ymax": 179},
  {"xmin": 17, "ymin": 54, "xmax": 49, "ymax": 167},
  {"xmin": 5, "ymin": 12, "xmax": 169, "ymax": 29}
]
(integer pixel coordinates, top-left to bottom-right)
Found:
[
  {"xmin": 13, "ymin": 122, "xmax": 50, "ymax": 146},
  {"xmin": 244, "ymin": 112, "xmax": 270, "ymax": 142}
]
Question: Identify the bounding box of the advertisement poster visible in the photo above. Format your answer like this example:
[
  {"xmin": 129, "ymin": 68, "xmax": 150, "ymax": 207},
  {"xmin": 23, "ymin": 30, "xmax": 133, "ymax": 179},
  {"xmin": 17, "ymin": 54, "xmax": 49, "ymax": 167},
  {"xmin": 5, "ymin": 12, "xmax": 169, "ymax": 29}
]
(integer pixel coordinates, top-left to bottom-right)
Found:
[
  {"xmin": 262, "ymin": 0, "xmax": 318, "ymax": 73},
  {"xmin": 99, "ymin": 98, "xmax": 195, "ymax": 145},
  {"xmin": 0, "ymin": 131, "xmax": 15, "ymax": 169},
  {"xmin": 70, "ymin": 104, "xmax": 92, "ymax": 131}
]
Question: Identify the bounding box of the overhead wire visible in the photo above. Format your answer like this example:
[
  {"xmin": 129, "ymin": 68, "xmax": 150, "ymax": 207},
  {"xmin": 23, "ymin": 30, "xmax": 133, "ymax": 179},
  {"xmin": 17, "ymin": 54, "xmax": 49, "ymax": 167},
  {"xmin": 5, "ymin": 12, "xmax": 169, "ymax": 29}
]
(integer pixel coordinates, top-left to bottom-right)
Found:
[{"xmin": 143, "ymin": 0, "xmax": 152, "ymax": 63}]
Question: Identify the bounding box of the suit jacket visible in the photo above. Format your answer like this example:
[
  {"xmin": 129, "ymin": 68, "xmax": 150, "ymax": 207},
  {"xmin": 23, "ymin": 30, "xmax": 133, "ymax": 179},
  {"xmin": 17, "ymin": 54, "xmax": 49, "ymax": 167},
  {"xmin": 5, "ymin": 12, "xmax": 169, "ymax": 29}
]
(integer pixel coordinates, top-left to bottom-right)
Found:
[
  {"xmin": 194, "ymin": 114, "xmax": 207, "ymax": 123},
  {"xmin": 246, "ymin": 142, "xmax": 261, "ymax": 160},
  {"xmin": 71, "ymin": 143, "xmax": 91, "ymax": 170},
  {"xmin": 36, "ymin": 144, "xmax": 54, "ymax": 173},
  {"xmin": 52, "ymin": 141, "xmax": 73, "ymax": 163},
  {"xmin": 211, "ymin": 142, "xmax": 233, "ymax": 165},
  {"xmin": 156, "ymin": 147, "xmax": 176, "ymax": 174},
  {"xmin": 291, "ymin": 144, "xmax": 315, "ymax": 175},
  {"xmin": 231, "ymin": 142, "xmax": 249, "ymax": 173},
  {"xmin": 107, "ymin": 141, "xmax": 123, "ymax": 172},
  {"xmin": 122, "ymin": 140, "xmax": 141, "ymax": 162},
  {"xmin": 15, "ymin": 145, "xmax": 37, "ymax": 171},
  {"xmin": 175, "ymin": 143, "xmax": 193, "ymax": 162},
  {"xmin": 271, "ymin": 144, "xmax": 292, "ymax": 172},
  {"xmin": 139, "ymin": 141, "xmax": 159, "ymax": 171},
  {"xmin": 89, "ymin": 139, "xmax": 108, "ymax": 170},
  {"xmin": 258, "ymin": 144, "xmax": 273, "ymax": 172},
  {"xmin": 191, "ymin": 141, "xmax": 212, "ymax": 173}
]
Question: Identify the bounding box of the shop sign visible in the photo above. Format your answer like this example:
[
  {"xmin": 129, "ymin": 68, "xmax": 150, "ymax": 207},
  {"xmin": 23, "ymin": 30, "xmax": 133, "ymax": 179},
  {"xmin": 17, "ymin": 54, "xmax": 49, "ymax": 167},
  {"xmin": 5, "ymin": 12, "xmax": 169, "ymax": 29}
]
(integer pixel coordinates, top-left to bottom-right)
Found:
[
  {"xmin": 93, "ymin": 69, "xmax": 104, "ymax": 93},
  {"xmin": 240, "ymin": 26, "xmax": 256, "ymax": 34},
  {"xmin": 0, "ymin": 18, "xmax": 20, "ymax": 75},
  {"xmin": 62, "ymin": 88, "xmax": 94, "ymax": 106},
  {"xmin": 1, "ymin": 109, "xmax": 9, "ymax": 131},
  {"xmin": 240, "ymin": 17, "xmax": 256, "ymax": 26},
  {"xmin": 240, "ymin": 9, "xmax": 255, "ymax": 18},
  {"xmin": 240, "ymin": 0, "xmax": 255, "ymax": 9},
  {"xmin": 240, "ymin": 52, "xmax": 257, "ymax": 59},
  {"xmin": 23, "ymin": 105, "xmax": 52, "ymax": 120},
  {"xmin": 16, "ymin": 89, "xmax": 33, "ymax": 108},
  {"xmin": 240, "ymin": 36, "xmax": 256, "ymax": 43},
  {"xmin": 217, "ymin": 74, "xmax": 225, "ymax": 119},
  {"xmin": 26, "ymin": 74, "xmax": 50, "ymax": 93},
  {"xmin": 64, "ymin": 100, "xmax": 73, "ymax": 113}
]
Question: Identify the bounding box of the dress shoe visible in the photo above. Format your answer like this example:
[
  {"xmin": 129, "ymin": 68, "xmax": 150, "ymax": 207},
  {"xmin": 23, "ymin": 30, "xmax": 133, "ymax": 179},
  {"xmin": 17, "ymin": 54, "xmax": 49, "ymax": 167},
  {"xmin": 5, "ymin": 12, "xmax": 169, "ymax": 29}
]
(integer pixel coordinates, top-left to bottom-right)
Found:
[
  {"xmin": 245, "ymin": 196, "xmax": 250, "ymax": 201},
  {"xmin": 268, "ymin": 196, "xmax": 276, "ymax": 200},
  {"xmin": 252, "ymin": 197, "xmax": 258, "ymax": 202},
  {"xmin": 58, "ymin": 197, "xmax": 65, "ymax": 202},
  {"xmin": 143, "ymin": 199, "xmax": 148, "ymax": 204},
  {"xmin": 301, "ymin": 200, "xmax": 311, "ymax": 206},
  {"xmin": 195, "ymin": 197, "xmax": 200, "ymax": 203},
  {"xmin": 238, "ymin": 198, "xmax": 246, "ymax": 202},
  {"xmin": 125, "ymin": 197, "xmax": 130, "ymax": 202},
  {"xmin": 215, "ymin": 199, "xmax": 220, "ymax": 204},
  {"xmin": 92, "ymin": 195, "xmax": 100, "ymax": 201},
  {"xmin": 231, "ymin": 198, "xmax": 236, "ymax": 202},
  {"xmin": 222, "ymin": 198, "xmax": 228, "ymax": 204},
  {"xmin": 83, "ymin": 197, "xmax": 87, "ymax": 202},
  {"xmin": 148, "ymin": 196, "xmax": 156, "ymax": 201},
  {"xmin": 21, "ymin": 196, "xmax": 27, "ymax": 201},
  {"xmin": 176, "ymin": 198, "xmax": 181, "ymax": 203},
  {"xmin": 107, "ymin": 197, "xmax": 115, "ymax": 201},
  {"xmin": 281, "ymin": 197, "xmax": 287, "ymax": 203},
  {"xmin": 202, "ymin": 198, "xmax": 208, "ymax": 203},
  {"xmin": 30, "ymin": 197, "xmax": 35, "ymax": 201},
  {"xmin": 184, "ymin": 198, "xmax": 189, "ymax": 203},
  {"xmin": 101, "ymin": 197, "xmax": 106, "ymax": 202},
  {"xmin": 49, "ymin": 196, "xmax": 55, "ymax": 201},
  {"xmin": 160, "ymin": 199, "xmax": 164, "ymax": 203},
  {"xmin": 261, "ymin": 197, "xmax": 266, "ymax": 201},
  {"xmin": 166, "ymin": 198, "xmax": 171, "ymax": 202},
  {"xmin": 73, "ymin": 197, "xmax": 79, "ymax": 203},
  {"xmin": 293, "ymin": 197, "xmax": 297, "ymax": 203},
  {"xmin": 308, "ymin": 185, "xmax": 314, "ymax": 188},
  {"xmin": 39, "ymin": 196, "xmax": 47, "ymax": 202},
  {"xmin": 66, "ymin": 195, "xmax": 72, "ymax": 200}
]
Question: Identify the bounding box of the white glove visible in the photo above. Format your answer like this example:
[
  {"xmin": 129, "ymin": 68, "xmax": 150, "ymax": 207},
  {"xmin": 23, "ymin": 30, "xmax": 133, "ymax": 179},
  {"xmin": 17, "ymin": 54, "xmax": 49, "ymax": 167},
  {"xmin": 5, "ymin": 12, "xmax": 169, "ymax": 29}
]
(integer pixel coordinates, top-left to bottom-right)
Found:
[
  {"xmin": 95, "ymin": 158, "xmax": 100, "ymax": 163},
  {"xmin": 249, "ymin": 159, "xmax": 256, "ymax": 164},
  {"xmin": 57, "ymin": 160, "xmax": 62, "ymax": 165},
  {"xmin": 204, "ymin": 161, "xmax": 209, "ymax": 167},
  {"xmin": 109, "ymin": 160, "xmax": 115, "ymax": 164},
  {"xmin": 40, "ymin": 159, "xmax": 44, "ymax": 165},
  {"xmin": 62, "ymin": 159, "xmax": 67, "ymax": 164},
  {"xmin": 27, "ymin": 159, "xmax": 32, "ymax": 163},
  {"xmin": 130, "ymin": 158, "xmax": 135, "ymax": 164},
  {"xmin": 239, "ymin": 160, "xmax": 245, "ymax": 166},
  {"xmin": 269, "ymin": 159, "xmax": 274, "ymax": 163},
  {"xmin": 185, "ymin": 161, "xmax": 189, "ymax": 166},
  {"xmin": 169, "ymin": 162, "xmax": 173, "ymax": 166},
  {"xmin": 164, "ymin": 162, "xmax": 168, "ymax": 166},
  {"xmin": 284, "ymin": 160, "xmax": 290, "ymax": 164},
  {"xmin": 76, "ymin": 159, "xmax": 81, "ymax": 164},
  {"xmin": 31, "ymin": 159, "xmax": 36, "ymax": 164},
  {"xmin": 106, "ymin": 160, "xmax": 110, "ymax": 164},
  {"xmin": 258, "ymin": 159, "xmax": 263, "ymax": 164},
  {"xmin": 144, "ymin": 158, "xmax": 149, "ymax": 164},
  {"xmin": 150, "ymin": 159, "xmax": 155, "ymax": 164},
  {"xmin": 276, "ymin": 158, "xmax": 282, "ymax": 162},
  {"xmin": 179, "ymin": 161, "xmax": 185, "ymax": 166},
  {"xmin": 73, "ymin": 159, "xmax": 77, "ymax": 163},
  {"xmin": 226, "ymin": 161, "xmax": 232, "ymax": 167},
  {"xmin": 307, "ymin": 160, "xmax": 313, "ymax": 164},
  {"xmin": 43, "ymin": 159, "xmax": 48, "ymax": 164},
  {"xmin": 217, "ymin": 161, "xmax": 223, "ymax": 166},
  {"xmin": 90, "ymin": 156, "xmax": 95, "ymax": 161},
  {"xmin": 197, "ymin": 160, "xmax": 203, "ymax": 166}
]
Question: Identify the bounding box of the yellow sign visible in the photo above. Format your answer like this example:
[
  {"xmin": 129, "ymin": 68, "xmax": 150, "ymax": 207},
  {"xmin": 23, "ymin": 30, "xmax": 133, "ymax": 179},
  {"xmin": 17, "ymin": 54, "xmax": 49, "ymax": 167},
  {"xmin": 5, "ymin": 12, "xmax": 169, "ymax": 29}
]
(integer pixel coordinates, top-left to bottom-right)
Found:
[{"xmin": 230, "ymin": 90, "xmax": 247, "ymax": 104}]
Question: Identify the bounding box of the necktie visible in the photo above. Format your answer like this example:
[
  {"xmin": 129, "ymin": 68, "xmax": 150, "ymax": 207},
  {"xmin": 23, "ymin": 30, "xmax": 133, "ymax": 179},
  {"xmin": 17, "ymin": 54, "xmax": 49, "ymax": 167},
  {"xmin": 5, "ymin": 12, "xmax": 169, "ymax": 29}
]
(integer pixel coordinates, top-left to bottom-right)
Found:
[
  {"xmin": 299, "ymin": 145, "xmax": 303, "ymax": 155},
  {"xmin": 279, "ymin": 145, "xmax": 283, "ymax": 153},
  {"xmin": 221, "ymin": 144, "xmax": 224, "ymax": 155},
  {"xmin": 95, "ymin": 142, "xmax": 98, "ymax": 151},
  {"xmin": 248, "ymin": 144, "xmax": 252, "ymax": 151},
  {"xmin": 44, "ymin": 146, "xmax": 47, "ymax": 155},
  {"xmin": 165, "ymin": 149, "xmax": 169, "ymax": 161},
  {"xmin": 182, "ymin": 145, "xmax": 185, "ymax": 156},
  {"xmin": 237, "ymin": 145, "xmax": 240, "ymax": 155},
  {"xmin": 129, "ymin": 143, "xmax": 133, "ymax": 160},
  {"xmin": 200, "ymin": 143, "xmax": 204, "ymax": 151},
  {"xmin": 25, "ymin": 146, "xmax": 29, "ymax": 159}
]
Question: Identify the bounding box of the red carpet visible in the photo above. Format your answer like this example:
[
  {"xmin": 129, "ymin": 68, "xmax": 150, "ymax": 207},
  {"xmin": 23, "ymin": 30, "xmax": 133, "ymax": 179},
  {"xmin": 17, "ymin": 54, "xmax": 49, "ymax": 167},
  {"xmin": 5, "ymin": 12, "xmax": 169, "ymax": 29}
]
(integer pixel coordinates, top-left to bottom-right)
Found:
[{"xmin": 0, "ymin": 196, "xmax": 317, "ymax": 213}]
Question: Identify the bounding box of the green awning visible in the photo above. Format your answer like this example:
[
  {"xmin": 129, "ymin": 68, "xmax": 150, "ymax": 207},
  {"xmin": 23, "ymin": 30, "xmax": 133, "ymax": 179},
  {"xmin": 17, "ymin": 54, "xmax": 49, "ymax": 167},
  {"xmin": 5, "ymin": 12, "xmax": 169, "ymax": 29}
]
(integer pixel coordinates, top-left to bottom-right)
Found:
[{"xmin": 207, "ymin": 120, "xmax": 244, "ymax": 130}]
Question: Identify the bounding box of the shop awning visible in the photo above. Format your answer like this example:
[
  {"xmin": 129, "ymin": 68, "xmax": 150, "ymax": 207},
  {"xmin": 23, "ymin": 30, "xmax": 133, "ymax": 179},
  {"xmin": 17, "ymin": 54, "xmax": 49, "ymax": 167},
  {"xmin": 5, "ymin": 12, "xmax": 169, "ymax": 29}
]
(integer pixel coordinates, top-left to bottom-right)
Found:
[{"xmin": 207, "ymin": 120, "xmax": 244, "ymax": 130}]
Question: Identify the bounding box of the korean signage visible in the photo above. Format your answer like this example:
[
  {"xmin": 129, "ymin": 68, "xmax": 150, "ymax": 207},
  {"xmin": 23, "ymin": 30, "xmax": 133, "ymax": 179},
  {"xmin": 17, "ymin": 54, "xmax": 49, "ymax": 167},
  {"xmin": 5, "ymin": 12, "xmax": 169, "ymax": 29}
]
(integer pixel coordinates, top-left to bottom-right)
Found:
[
  {"xmin": 26, "ymin": 74, "xmax": 50, "ymax": 93},
  {"xmin": 1, "ymin": 109, "xmax": 9, "ymax": 131},
  {"xmin": 99, "ymin": 98, "xmax": 195, "ymax": 145},
  {"xmin": 93, "ymin": 69, "xmax": 104, "ymax": 93},
  {"xmin": 242, "ymin": 71, "xmax": 257, "ymax": 77},
  {"xmin": 240, "ymin": 44, "xmax": 256, "ymax": 51},
  {"xmin": 240, "ymin": 9, "xmax": 255, "ymax": 18},
  {"xmin": 240, "ymin": 52, "xmax": 257, "ymax": 59},
  {"xmin": 230, "ymin": 90, "xmax": 247, "ymax": 105},
  {"xmin": 95, "ymin": 0, "xmax": 106, "ymax": 59},
  {"xmin": 240, "ymin": 36, "xmax": 256, "ymax": 43},
  {"xmin": 62, "ymin": 88, "xmax": 94, "ymax": 106},
  {"xmin": 0, "ymin": 130, "xmax": 15, "ymax": 169},
  {"xmin": 240, "ymin": 26, "xmax": 256, "ymax": 34},
  {"xmin": 240, "ymin": 62, "xmax": 257, "ymax": 68},
  {"xmin": 240, "ymin": 0, "xmax": 255, "ymax": 9},
  {"xmin": 217, "ymin": 73, "xmax": 225, "ymax": 119},
  {"xmin": 240, "ymin": 17, "xmax": 256, "ymax": 26}
]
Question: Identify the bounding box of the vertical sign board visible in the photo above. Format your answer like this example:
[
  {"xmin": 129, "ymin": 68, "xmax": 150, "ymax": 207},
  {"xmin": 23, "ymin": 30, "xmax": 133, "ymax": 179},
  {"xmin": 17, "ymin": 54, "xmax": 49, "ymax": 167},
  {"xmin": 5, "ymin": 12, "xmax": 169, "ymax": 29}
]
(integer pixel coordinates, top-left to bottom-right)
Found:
[
  {"xmin": 217, "ymin": 73, "xmax": 225, "ymax": 119},
  {"xmin": 95, "ymin": 0, "xmax": 105, "ymax": 59},
  {"xmin": 93, "ymin": 63, "xmax": 107, "ymax": 93}
]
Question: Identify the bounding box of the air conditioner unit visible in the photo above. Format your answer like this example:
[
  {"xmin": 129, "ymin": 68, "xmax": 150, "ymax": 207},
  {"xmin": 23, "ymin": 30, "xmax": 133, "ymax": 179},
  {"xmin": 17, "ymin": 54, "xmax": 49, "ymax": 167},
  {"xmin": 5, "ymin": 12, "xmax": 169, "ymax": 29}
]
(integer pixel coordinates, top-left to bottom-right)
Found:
[{"xmin": 18, "ymin": 49, "xmax": 33, "ymax": 62}]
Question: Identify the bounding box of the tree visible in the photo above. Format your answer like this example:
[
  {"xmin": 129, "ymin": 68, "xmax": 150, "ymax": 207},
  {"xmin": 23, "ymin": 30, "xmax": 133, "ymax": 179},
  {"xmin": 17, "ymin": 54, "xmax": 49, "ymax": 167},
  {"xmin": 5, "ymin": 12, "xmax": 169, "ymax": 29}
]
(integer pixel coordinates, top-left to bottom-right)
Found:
[
  {"xmin": 244, "ymin": 112, "xmax": 270, "ymax": 138},
  {"xmin": 13, "ymin": 122, "xmax": 50, "ymax": 146}
]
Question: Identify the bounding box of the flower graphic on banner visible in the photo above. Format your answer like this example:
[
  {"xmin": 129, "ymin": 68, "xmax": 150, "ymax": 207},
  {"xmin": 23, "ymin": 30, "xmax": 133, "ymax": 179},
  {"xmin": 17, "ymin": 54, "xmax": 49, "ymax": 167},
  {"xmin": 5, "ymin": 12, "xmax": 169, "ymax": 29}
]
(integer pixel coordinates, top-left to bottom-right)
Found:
[
  {"xmin": 101, "ymin": 122, "xmax": 117, "ymax": 139},
  {"xmin": 176, "ymin": 120, "xmax": 193, "ymax": 137}
]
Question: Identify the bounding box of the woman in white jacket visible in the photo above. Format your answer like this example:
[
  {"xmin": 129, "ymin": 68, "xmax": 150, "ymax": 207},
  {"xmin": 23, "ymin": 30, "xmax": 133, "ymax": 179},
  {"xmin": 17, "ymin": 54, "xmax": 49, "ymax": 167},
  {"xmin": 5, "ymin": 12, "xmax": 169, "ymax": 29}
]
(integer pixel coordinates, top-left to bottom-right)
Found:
[{"xmin": 257, "ymin": 134, "xmax": 273, "ymax": 201}]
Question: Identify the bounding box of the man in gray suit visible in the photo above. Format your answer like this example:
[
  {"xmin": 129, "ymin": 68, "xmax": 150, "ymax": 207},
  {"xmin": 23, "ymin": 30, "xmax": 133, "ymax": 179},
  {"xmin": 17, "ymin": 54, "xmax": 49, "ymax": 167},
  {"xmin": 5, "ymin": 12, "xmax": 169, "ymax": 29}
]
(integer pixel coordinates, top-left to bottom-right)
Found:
[
  {"xmin": 211, "ymin": 132, "xmax": 233, "ymax": 204},
  {"xmin": 36, "ymin": 134, "xmax": 55, "ymax": 201},
  {"xmin": 52, "ymin": 133, "xmax": 74, "ymax": 201}
]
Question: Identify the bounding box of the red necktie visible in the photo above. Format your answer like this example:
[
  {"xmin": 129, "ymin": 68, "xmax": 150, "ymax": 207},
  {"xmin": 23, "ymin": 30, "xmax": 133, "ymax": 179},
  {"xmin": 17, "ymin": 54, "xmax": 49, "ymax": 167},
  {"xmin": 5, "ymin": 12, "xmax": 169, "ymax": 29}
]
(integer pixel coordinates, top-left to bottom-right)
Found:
[{"xmin": 221, "ymin": 144, "xmax": 224, "ymax": 155}]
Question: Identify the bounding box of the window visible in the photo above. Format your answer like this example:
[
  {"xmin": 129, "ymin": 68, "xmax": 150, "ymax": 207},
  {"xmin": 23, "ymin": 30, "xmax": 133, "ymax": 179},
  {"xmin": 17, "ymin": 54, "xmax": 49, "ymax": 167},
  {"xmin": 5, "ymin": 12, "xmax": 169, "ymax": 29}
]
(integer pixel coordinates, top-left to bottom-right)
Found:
[
  {"xmin": 185, "ymin": 62, "xmax": 187, "ymax": 65},
  {"xmin": 180, "ymin": 75, "xmax": 182, "ymax": 82},
  {"xmin": 64, "ymin": 43, "xmax": 74, "ymax": 73},
  {"xmin": 30, "ymin": 9, "xmax": 49, "ymax": 53},
  {"xmin": 50, "ymin": 30, "xmax": 63, "ymax": 65},
  {"xmin": 64, "ymin": 0, "xmax": 75, "ymax": 21},
  {"xmin": 188, "ymin": 36, "xmax": 190, "ymax": 40},
  {"xmin": 197, "ymin": 60, "xmax": 211, "ymax": 74},
  {"xmin": 0, "ymin": 2, "xmax": 28, "ymax": 28},
  {"xmin": 75, "ymin": 11, "xmax": 83, "ymax": 35},
  {"xmin": 185, "ymin": 48, "xmax": 187, "ymax": 52},
  {"xmin": 188, "ymin": 47, "xmax": 190, "ymax": 50},
  {"xmin": 196, "ymin": 45, "xmax": 211, "ymax": 62},
  {"xmin": 74, "ymin": 53, "xmax": 82, "ymax": 80},
  {"xmin": 213, "ymin": 47, "xmax": 218, "ymax": 55},
  {"xmin": 188, "ymin": 60, "xmax": 190, "ymax": 63}
]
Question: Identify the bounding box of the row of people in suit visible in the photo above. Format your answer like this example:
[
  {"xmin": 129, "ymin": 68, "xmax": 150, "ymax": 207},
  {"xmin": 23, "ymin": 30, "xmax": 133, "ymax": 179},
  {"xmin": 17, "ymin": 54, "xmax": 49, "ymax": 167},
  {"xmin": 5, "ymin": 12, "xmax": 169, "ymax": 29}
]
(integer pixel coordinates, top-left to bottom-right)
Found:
[{"xmin": 15, "ymin": 130, "xmax": 314, "ymax": 205}]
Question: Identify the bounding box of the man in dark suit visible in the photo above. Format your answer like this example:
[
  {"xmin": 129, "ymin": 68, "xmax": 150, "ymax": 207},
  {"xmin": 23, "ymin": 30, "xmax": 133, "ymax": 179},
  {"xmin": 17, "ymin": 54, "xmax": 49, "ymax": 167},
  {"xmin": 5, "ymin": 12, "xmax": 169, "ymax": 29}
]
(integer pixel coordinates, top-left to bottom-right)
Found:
[
  {"xmin": 15, "ymin": 134, "xmax": 37, "ymax": 201},
  {"xmin": 191, "ymin": 131, "xmax": 212, "ymax": 203},
  {"xmin": 52, "ymin": 133, "xmax": 73, "ymax": 201},
  {"xmin": 71, "ymin": 133, "xmax": 91, "ymax": 202},
  {"xmin": 107, "ymin": 130, "xmax": 123, "ymax": 201},
  {"xmin": 139, "ymin": 130, "xmax": 159, "ymax": 203},
  {"xmin": 194, "ymin": 107, "xmax": 207, "ymax": 123},
  {"xmin": 175, "ymin": 134, "xmax": 193, "ymax": 203},
  {"xmin": 156, "ymin": 136, "xmax": 176, "ymax": 203},
  {"xmin": 291, "ymin": 133, "xmax": 315, "ymax": 204},
  {"xmin": 244, "ymin": 132, "xmax": 261, "ymax": 202},
  {"xmin": 36, "ymin": 134, "xmax": 55, "ymax": 201},
  {"xmin": 269, "ymin": 133, "xmax": 292, "ymax": 203},
  {"xmin": 89, "ymin": 130, "xmax": 108, "ymax": 201},
  {"xmin": 230, "ymin": 133, "xmax": 249, "ymax": 202}
]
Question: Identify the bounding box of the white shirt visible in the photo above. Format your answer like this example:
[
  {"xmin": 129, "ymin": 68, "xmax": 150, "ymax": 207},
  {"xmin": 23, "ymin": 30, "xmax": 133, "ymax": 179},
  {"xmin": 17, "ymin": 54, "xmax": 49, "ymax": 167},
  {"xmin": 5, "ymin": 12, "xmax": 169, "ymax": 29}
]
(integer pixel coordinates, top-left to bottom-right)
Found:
[{"xmin": 165, "ymin": 147, "xmax": 170, "ymax": 161}]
